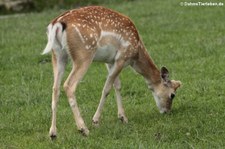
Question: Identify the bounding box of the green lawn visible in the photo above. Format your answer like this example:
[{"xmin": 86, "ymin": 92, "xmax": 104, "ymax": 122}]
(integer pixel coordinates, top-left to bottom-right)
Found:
[{"xmin": 1, "ymin": 0, "xmax": 225, "ymax": 148}]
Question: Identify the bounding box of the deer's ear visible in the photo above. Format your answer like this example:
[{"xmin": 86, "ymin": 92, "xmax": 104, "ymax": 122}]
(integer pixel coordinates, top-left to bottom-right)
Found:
[
  {"xmin": 160, "ymin": 66, "xmax": 169, "ymax": 82},
  {"xmin": 171, "ymin": 80, "xmax": 182, "ymax": 91}
]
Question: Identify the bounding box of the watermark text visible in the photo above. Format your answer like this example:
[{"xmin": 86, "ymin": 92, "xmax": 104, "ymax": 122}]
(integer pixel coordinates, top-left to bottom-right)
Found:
[{"xmin": 180, "ymin": 1, "xmax": 224, "ymax": 7}]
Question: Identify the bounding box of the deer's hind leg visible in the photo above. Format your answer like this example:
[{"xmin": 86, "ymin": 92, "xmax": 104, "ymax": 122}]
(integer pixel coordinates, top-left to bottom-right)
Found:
[
  {"xmin": 63, "ymin": 46, "xmax": 95, "ymax": 136},
  {"xmin": 49, "ymin": 50, "xmax": 68, "ymax": 139}
]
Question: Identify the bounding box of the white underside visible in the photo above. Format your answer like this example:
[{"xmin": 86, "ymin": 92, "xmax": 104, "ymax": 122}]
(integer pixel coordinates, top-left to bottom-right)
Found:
[
  {"xmin": 93, "ymin": 44, "xmax": 117, "ymax": 63},
  {"xmin": 93, "ymin": 31, "xmax": 130, "ymax": 63}
]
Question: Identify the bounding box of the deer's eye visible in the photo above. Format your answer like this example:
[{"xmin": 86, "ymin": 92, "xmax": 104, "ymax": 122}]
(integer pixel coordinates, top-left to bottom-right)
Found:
[{"xmin": 170, "ymin": 93, "xmax": 175, "ymax": 100}]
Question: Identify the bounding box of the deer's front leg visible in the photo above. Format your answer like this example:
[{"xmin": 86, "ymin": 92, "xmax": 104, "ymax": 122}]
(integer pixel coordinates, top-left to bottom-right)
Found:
[
  {"xmin": 113, "ymin": 77, "xmax": 128, "ymax": 123},
  {"xmin": 92, "ymin": 60, "xmax": 125, "ymax": 125},
  {"xmin": 106, "ymin": 64, "xmax": 128, "ymax": 123}
]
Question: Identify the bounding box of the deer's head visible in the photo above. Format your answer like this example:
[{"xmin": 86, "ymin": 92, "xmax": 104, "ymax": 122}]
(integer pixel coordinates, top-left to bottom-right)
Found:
[{"xmin": 152, "ymin": 67, "xmax": 181, "ymax": 113}]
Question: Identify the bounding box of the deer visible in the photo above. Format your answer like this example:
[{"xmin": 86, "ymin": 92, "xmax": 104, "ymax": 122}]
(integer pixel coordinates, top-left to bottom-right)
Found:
[{"xmin": 42, "ymin": 6, "xmax": 181, "ymax": 138}]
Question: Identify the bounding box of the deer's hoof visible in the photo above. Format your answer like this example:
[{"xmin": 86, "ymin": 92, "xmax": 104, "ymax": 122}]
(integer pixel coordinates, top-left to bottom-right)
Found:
[
  {"xmin": 49, "ymin": 127, "xmax": 57, "ymax": 140},
  {"xmin": 118, "ymin": 115, "xmax": 128, "ymax": 123},
  {"xmin": 92, "ymin": 119, "xmax": 100, "ymax": 127},
  {"xmin": 79, "ymin": 127, "xmax": 89, "ymax": 136}
]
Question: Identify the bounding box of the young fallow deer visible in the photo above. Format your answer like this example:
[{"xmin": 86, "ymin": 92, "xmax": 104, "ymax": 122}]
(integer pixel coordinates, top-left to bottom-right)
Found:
[{"xmin": 42, "ymin": 6, "xmax": 181, "ymax": 138}]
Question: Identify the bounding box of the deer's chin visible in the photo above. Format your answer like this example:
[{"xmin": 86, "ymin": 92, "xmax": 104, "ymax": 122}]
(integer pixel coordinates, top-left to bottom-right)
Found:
[{"xmin": 159, "ymin": 108, "xmax": 171, "ymax": 114}]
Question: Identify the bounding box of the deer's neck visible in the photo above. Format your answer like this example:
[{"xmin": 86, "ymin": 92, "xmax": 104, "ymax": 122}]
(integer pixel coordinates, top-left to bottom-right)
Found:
[{"xmin": 133, "ymin": 45, "xmax": 161, "ymax": 89}]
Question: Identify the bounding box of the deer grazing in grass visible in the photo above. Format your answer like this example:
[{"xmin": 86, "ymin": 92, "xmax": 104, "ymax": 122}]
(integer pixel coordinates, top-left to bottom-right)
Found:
[{"xmin": 42, "ymin": 6, "xmax": 181, "ymax": 138}]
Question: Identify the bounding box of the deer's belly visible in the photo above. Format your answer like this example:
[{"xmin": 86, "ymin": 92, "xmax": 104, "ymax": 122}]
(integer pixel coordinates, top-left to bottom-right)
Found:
[{"xmin": 93, "ymin": 44, "xmax": 117, "ymax": 63}]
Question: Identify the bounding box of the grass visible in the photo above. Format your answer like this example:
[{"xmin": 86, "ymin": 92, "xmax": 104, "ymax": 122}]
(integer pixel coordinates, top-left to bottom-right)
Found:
[{"xmin": 0, "ymin": 0, "xmax": 225, "ymax": 148}]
